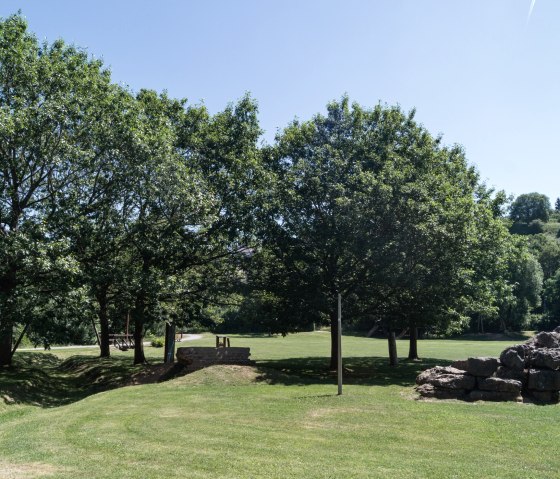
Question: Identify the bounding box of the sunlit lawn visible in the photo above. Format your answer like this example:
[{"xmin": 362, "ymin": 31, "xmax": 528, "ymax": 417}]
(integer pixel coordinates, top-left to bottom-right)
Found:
[{"xmin": 1, "ymin": 332, "xmax": 558, "ymax": 479}]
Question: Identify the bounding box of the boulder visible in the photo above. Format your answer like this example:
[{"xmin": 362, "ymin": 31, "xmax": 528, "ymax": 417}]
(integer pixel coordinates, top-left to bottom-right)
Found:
[
  {"xmin": 495, "ymin": 366, "xmax": 527, "ymax": 386},
  {"xmin": 468, "ymin": 390, "xmax": 520, "ymax": 402},
  {"xmin": 450, "ymin": 359, "xmax": 468, "ymax": 371},
  {"xmin": 527, "ymin": 369, "xmax": 560, "ymax": 391},
  {"xmin": 431, "ymin": 374, "xmax": 476, "ymax": 390},
  {"xmin": 416, "ymin": 383, "xmax": 466, "ymax": 400},
  {"xmin": 416, "ymin": 366, "xmax": 468, "ymax": 385},
  {"xmin": 415, "ymin": 329, "xmax": 560, "ymax": 404},
  {"xmin": 535, "ymin": 331, "xmax": 560, "ymax": 349},
  {"xmin": 466, "ymin": 357, "xmax": 498, "ymax": 377},
  {"xmin": 477, "ymin": 377, "xmax": 522, "ymax": 393},
  {"xmin": 499, "ymin": 347, "xmax": 525, "ymax": 370},
  {"xmin": 528, "ymin": 349, "xmax": 560, "ymax": 370}
]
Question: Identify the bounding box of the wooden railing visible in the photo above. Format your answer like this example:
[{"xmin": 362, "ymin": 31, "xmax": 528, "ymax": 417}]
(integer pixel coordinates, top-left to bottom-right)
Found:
[{"xmin": 215, "ymin": 335, "xmax": 230, "ymax": 348}]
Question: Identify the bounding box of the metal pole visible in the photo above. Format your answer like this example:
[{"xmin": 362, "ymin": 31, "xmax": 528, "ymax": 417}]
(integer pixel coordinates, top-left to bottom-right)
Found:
[{"xmin": 337, "ymin": 293, "xmax": 342, "ymax": 395}]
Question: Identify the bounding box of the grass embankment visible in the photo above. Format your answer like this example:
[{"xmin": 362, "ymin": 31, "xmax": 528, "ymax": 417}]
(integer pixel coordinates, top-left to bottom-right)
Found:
[{"xmin": 1, "ymin": 333, "xmax": 559, "ymax": 479}]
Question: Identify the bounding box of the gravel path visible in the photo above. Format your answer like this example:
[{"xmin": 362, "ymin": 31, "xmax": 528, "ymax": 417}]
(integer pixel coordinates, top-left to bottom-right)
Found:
[{"xmin": 18, "ymin": 334, "xmax": 203, "ymax": 351}]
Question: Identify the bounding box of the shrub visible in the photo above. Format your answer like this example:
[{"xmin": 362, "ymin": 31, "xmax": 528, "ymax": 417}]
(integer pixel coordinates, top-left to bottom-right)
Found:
[
  {"xmin": 151, "ymin": 337, "xmax": 164, "ymax": 348},
  {"xmin": 528, "ymin": 219, "xmax": 545, "ymax": 234}
]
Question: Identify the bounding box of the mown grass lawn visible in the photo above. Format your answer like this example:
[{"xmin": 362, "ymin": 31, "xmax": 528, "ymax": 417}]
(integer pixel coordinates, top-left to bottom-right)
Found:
[{"xmin": 1, "ymin": 333, "xmax": 559, "ymax": 479}]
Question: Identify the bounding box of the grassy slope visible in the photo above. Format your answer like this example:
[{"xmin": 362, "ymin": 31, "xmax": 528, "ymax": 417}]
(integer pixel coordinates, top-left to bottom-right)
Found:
[{"xmin": 1, "ymin": 333, "xmax": 559, "ymax": 479}]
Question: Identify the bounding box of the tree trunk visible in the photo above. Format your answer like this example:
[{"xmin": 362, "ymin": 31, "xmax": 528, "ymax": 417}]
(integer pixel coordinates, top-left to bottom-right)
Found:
[
  {"xmin": 96, "ymin": 289, "xmax": 111, "ymax": 358},
  {"xmin": 329, "ymin": 309, "xmax": 338, "ymax": 370},
  {"xmin": 408, "ymin": 326, "xmax": 419, "ymax": 360},
  {"xmin": 133, "ymin": 294, "xmax": 146, "ymax": 365},
  {"xmin": 164, "ymin": 322, "xmax": 176, "ymax": 364},
  {"xmin": 0, "ymin": 269, "xmax": 17, "ymax": 366},
  {"xmin": 133, "ymin": 315, "xmax": 146, "ymax": 365},
  {"xmin": 388, "ymin": 330, "xmax": 398, "ymax": 366},
  {"xmin": 0, "ymin": 324, "xmax": 13, "ymax": 366}
]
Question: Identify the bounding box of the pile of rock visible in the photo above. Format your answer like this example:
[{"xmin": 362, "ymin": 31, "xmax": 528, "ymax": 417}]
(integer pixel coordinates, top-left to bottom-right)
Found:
[
  {"xmin": 415, "ymin": 328, "xmax": 560, "ymax": 403},
  {"xmin": 176, "ymin": 347, "xmax": 253, "ymax": 372}
]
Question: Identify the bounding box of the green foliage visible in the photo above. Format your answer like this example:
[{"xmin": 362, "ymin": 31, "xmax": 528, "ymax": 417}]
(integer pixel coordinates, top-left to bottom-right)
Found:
[
  {"xmin": 0, "ymin": 14, "xmax": 551, "ymax": 364},
  {"xmin": 542, "ymin": 269, "xmax": 560, "ymax": 329},
  {"xmin": 499, "ymin": 240, "xmax": 543, "ymax": 330},
  {"xmin": 528, "ymin": 219, "xmax": 545, "ymax": 234},
  {"xmin": 0, "ymin": 14, "xmax": 117, "ymax": 363},
  {"xmin": 247, "ymin": 97, "xmax": 506, "ymax": 361},
  {"xmin": 542, "ymin": 221, "xmax": 560, "ymax": 236},
  {"xmin": 527, "ymin": 234, "xmax": 560, "ymax": 280},
  {"xmin": 509, "ymin": 192, "xmax": 551, "ymax": 223},
  {"xmin": 150, "ymin": 337, "xmax": 164, "ymax": 348}
]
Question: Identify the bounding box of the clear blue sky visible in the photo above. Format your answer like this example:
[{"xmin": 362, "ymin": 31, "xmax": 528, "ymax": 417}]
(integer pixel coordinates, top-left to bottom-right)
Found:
[{"xmin": 2, "ymin": 1, "xmax": 558, "ymax": 203}]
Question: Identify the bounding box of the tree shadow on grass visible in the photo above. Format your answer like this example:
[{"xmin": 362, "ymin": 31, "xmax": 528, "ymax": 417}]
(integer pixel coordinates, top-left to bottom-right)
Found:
[
  {"xmin": 256, "ymin": 356, "xmax": 450, "ymax": 387},
  {"xmin": 0, "ymin": 353, "xmax": 145, "ymax": 408},
  {"xmin": 1, "ymin": 352, "xmax": 452, "ymax": 407}
]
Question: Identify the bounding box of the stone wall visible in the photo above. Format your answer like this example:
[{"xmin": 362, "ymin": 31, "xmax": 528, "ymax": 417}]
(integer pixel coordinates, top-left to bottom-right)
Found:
[
  {"xmin": 176, "ymin": 347, "xmax": 253, "ymax": 372},
  {"xmin": 415, "ymin": 328, "xmax": 560, "ymax": 403}
]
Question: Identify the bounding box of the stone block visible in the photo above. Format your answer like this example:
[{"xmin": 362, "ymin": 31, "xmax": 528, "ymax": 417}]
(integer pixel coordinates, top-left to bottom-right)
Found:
[
  {"xmin": 416, "ymin": 383, "xmax": 466, "ymax": 400},
  {"xmin": 528, "ymin": 349, "xmax": 560, "ymax": 370},
  {"xmin": 176, "ymin": 347, "xmax": 252, "ymax": 370},
  {"xmin": 431, "ymin": 374, "xmax": 476, "ymax": 390},
  {"xmin": 450, "ymin": 359, "xmax": 468, "ymax": 371},
  {"xmin": 527, "ymin": 369, "xmax": 560, "ymax": 391},
  {"xmin": 466, "ymin": 357, "xmax": 498, "ymax": 377},
  {"xmin": 495, "ymin": 366, "xmax": 527, "ymax": 386},
  {"xmin": 477, "ymin": 377, "xmax": 522, "ymax": 393},
  {"xmin": 535, "ymin": 331, "xmax": 560, "ymax": 349},
  {"xmin": 499, "ymin": 348, "xmax": 525, "ymax": 370},
  {"xmin": 416, "ymin": 366, "xmax": 468, "ymax": 385}
]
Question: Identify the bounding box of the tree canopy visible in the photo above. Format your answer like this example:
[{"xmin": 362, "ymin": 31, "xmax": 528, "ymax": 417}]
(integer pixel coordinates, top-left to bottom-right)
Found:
[
  {"xmin": 510, "ymin": 193, "xmax": 551, "ymax": 224},
  {"xmin": 0, "ymin": 14, "xmax": 556, "ymax": 367},
  {"xmin": 246, "ymin": 98, "xmax": 511, "ymax": 366}
]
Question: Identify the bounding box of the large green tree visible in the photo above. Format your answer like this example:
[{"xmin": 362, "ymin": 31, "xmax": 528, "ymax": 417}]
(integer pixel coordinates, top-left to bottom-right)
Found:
[
  {"xmin": 510, "ymin": 193, "xmax": 551, "ymax": 224},
  {"xmin": 121, "ymin": 92, "xmax": 264, "ymax": 364},
  {"xmin": 0, "ymin": 15, "xmax": 115, "ymax": 365},
  {"xmin": 252, "ymin": 98, "xmax": 486, "ymax": 368},
  {"xmin": 51, "ymin": 83, "xmax": 142, "ymax": 358}
]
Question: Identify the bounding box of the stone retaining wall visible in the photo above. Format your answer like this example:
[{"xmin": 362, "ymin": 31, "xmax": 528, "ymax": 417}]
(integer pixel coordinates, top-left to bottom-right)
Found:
[
  {"xmin": 416, "ymin": 328, "xmax": 560, "ymax": 403},
  {"xmin": 176, "ymin": 347, "xmax": 253, "ymax": 372}
]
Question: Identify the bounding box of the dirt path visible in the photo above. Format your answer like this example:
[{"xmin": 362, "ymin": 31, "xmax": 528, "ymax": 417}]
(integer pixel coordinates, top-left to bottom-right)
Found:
[{"xmin": 18, "ymin": 334, "xmax": 203, "ymax": 351}]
